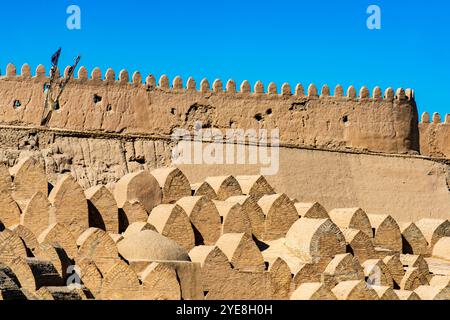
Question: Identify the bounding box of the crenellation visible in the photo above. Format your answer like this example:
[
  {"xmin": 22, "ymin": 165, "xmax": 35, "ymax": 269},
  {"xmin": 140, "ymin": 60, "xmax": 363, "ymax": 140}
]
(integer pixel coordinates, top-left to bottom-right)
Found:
[
  {"xmin": 334, "ymin": 85, "xmax": 344, "ymax": 97},
  {"xmin": 295, "ymin": 83, "xmax": 305, "ymax": 96},
  {"xmin": 281, "ymin": 83, "xmax": 291, "ymax": 96},
  {"xmin": 200, "ymin": 78, "xmax": 210, "ymax": 93},
  {"xmin": 268, "ymin": 82, "xmax": 277, "ymax": 95},
  {"xmin": 359, "ymin": 86, "xmax": 370, "ymax": 99},
  {"xmin": 396, "ymin": 88, "xmax": 406, "ymax": 100},
  {"xmin": 35, "ymin": 64, "xmax": 46, "ymax": 79},
  {"xmin": 320, "ymin": 85, "xmax": 330, "ymax": 97},
  {"xmin": 172, "ymin": 76, "xmax": 183, "ymax": 90},
  {"xmin": 212, "ymin": 79, "xmax": 222, "ymax": 93},
  {"xmin": 419, "ymin": 111, "xmax": 449, "ymax": 157},
  {"xmin": 146, "ymin": 74, "xmax": 156, "ymax": 89},
  {"xmin": 64, "ymin": 66, "xmax": 72, "ymax": 79},
  {"xmin": 308, "ymin": 84, "xmax": 318, "ymax": 97},
  {"xmin": 6, "ymin": 64, "xmax": 17, "ymax": 77},
  {"xmin": 186, "ymin": 77, "xmax": 196, "ymax": 91},
  {"xmin": 226, "ymin": 79, "xmax": 236, "ymax": 93},
  {"xmin": 254, "ymin": 81, "xmax": 264, "ymax": 94},
  {"xmin": 347, "ymin": 85, "xmax": 356, "ymax": 99},
  {"xmin": 119, "ymin": 69, "xmax": 129, "ymax": 84},
  {"xmin": 384, "ymin": 87, "xmax": 394, "ymax": 100},
  {"xmin": 21, "ymin": 64, "xmax": 31, "ymax": 79},
  {"xmin": 405, "ymin": 88, "xmax": 414, "ymax": 100},
  {"xmin": 240, "ymin": 80, "xmax": 251, "ymax": 94},
  {"xmin": 77, "ymin": 66, "xmax": 88, "ymax": 81},
  {"xmin": 421, "ymin": 112, "xmax": 430, "ymax": 124},
  {"xmin": 373, "ymin": 86, "xmax": 382, "ymax": 100},
  {"xmin": 132, "ymin": 71, "xmax": 142, "ymax": 85},
  {"xmin": 432, "ymin": 112, "xmax": 441, "ymax": 124},
  {"xmin": 91, "ymin": 68, "xmax": 102, "ymax": 81},
  {"xmin": 159, "ymin": 74, "xmax": 169, "ymax": 89},
  {"xmin": 105, "ymin": 68, "xmax": 116, "ymax": 82}
]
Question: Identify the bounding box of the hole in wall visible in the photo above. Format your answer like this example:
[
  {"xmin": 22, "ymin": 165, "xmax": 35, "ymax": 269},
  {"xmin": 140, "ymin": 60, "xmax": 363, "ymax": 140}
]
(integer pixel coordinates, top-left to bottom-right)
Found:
[
  {"xmin": 106, "ymin": 104, "xmax": 112, "ymax": 111},
  {"xmin": 93, "ymin": 94, "xmax": 102, "ymax": 104},
  {"xmin": 134, "ymin": 157, "xmax": 145, "ymax": 164},
  {"xmin": 254, "ymin": 113, "xmax": 263, "ymax": 121},
  {"xmin": 342, "ymin": 115, "xmax": 349, "ymax": 123},
  {"xmin": 170, "ymin": 108, "xmax": 176, "ymax": 115},
  {"xmin": 13, "ymin": 100, "xmax": 22, "ymax": 108},
  {"xmin": 52, "ymin": 100, "xmax": 60, "ymax": 110},
  {"xmin": 266, "ymin": 108, "xmax": 272, "ymax": 115}
]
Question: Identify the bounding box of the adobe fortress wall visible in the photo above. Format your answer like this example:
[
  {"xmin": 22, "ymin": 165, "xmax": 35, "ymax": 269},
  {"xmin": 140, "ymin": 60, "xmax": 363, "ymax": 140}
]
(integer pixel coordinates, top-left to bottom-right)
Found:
[
  {"xmin": 0, "ymin": 63, "xmax": 420, "ymax": 155},
  {"xmin": 419, "ymin": 112, "xmax": 450, "ymax": 158},
  {"xmin": 0, "ymin": 63, "xmax": 448, "ymax": 222}
]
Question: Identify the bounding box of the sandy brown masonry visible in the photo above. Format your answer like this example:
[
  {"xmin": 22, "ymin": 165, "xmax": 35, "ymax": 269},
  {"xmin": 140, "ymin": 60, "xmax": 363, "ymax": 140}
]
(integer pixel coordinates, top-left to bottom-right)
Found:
[
  {"xmin": 4, "ymin": 62, "xmax": 448, "ymax": 157},
  {"xmin": 0, "ymin": 63, "xmax": 425, "ymax": 157},
  {"xmin": 0, "ymin": 158, "xmax": 449, "ymax": 300}
]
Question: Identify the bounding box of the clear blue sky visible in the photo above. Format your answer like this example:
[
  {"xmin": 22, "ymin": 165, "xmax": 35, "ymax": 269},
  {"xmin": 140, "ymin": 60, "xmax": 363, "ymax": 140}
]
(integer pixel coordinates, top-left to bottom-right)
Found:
[{"xmin": 1, "ymin": 0, "xmax": 449, "ymax": 117}]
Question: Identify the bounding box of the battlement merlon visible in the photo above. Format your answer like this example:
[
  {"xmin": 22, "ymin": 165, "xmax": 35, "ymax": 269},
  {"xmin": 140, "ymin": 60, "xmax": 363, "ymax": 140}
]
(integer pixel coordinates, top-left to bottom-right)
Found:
[{"xmin": 0, "ymin": 63, "xmax": 421, "ymax": 154}]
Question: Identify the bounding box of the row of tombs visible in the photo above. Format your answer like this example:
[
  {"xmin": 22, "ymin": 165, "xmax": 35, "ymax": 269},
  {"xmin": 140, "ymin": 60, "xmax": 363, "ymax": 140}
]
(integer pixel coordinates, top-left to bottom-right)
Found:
[{"xmin": 0, "ymin": 156, "xmax": 449, "ymax": 300}]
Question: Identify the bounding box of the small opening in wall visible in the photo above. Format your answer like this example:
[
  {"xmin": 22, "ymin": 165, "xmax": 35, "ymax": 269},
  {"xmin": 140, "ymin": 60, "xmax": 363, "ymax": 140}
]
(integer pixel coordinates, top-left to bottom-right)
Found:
[
  {"xmin": 342, "ymin": 115, "xmax": 349, "ymax": 123},
  {"xmin": 254, "ymin": 113, "xmax": 263, "ymax": 121},
  {"xmin": 266, "ymin": 108, "xmax": 272, "ymax": 115},
  {"xmin": 51, "ymin": 100, "xmax": 60, "ymax": 110},
  {"xmin": 93, "ymin": 94, "xmax": 102, "ymax": 104},
  {"xmin": 170, "ymin": 108, "xmax": 176, "ymax": 115},
  {"xmin": 106, "ymin": 104, "xmax": 112, "ymax": 111},
  {"xmin": 13, "ymin": 100, "xmax": 21, "ymax": 108},
  {"xmin": 43, "ymin": 83, "xmax": 50, "ymax": 93}
]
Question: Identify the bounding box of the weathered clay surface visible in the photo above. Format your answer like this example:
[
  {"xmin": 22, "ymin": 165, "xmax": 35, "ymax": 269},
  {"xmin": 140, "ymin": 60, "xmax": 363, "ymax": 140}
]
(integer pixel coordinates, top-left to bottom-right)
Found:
[
  {"xmin": 0, "ymin": 127, "xmax": 448, "ymax": 222},
  {"xmin": 0, "ymin": 65, "xmax": 448, "ymax": 301},
  {"xmin": 0, "ymin": 73, "xmax": 420, "ymax": 155},
  {"xmin": 0, "ymin": 165, "xmax": 448, "ymax": 300},
  {"xmin": 419, "ymin": 113, "xmax": 450, "ymax": 158}
]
